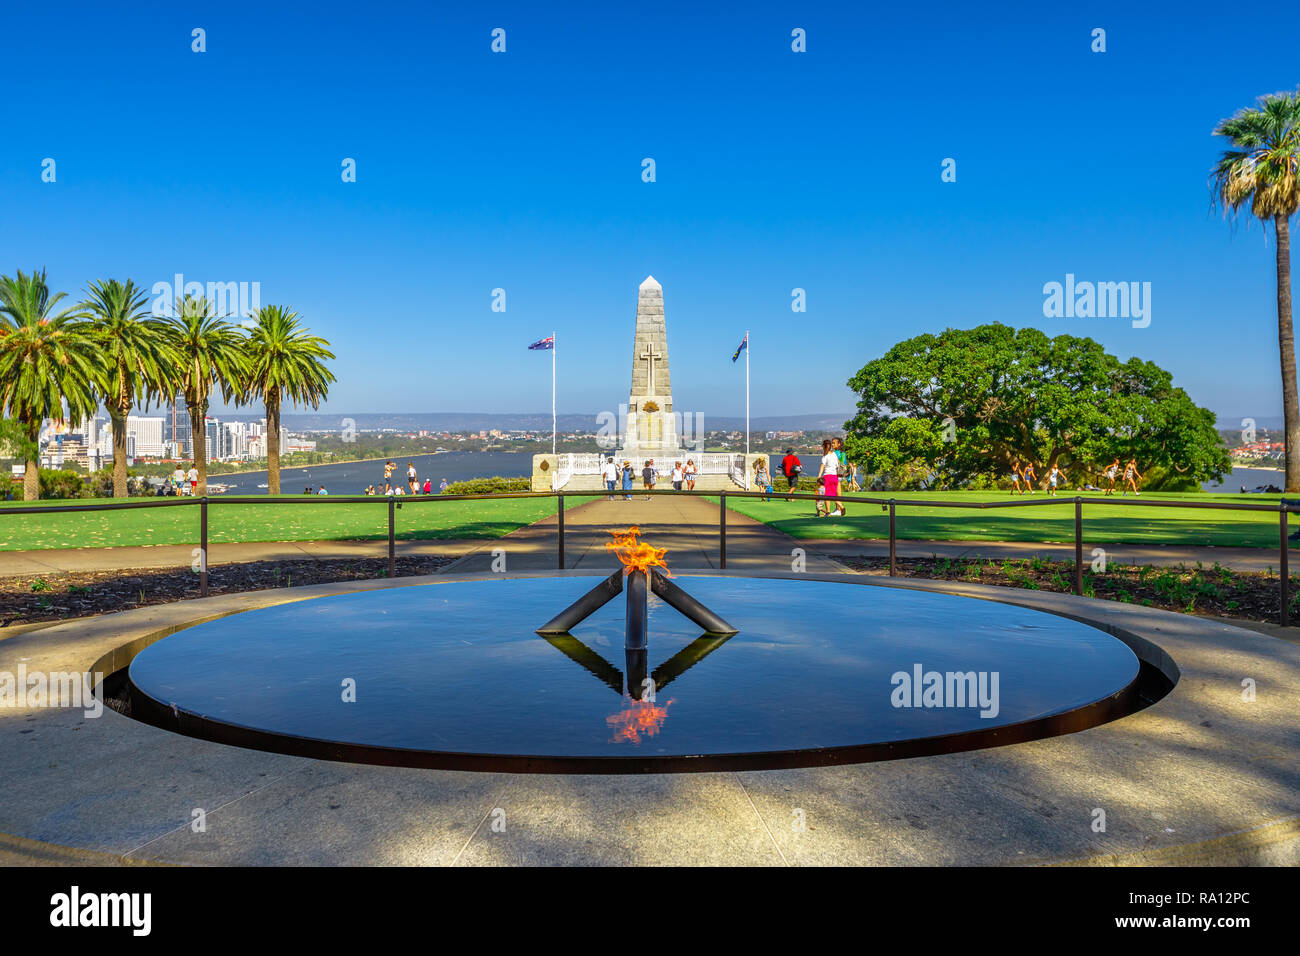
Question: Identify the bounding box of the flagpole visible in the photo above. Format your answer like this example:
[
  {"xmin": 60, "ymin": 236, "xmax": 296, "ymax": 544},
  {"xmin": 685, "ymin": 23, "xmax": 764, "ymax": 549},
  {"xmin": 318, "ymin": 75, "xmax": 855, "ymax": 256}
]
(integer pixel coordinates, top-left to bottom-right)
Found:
[
  {"xmin": 551, "ymin": 331, "xmax": 556, "ymax": 457},
  {"xmin": 745, "ymin": 330, "xmax": 750, "ymax": 458}
]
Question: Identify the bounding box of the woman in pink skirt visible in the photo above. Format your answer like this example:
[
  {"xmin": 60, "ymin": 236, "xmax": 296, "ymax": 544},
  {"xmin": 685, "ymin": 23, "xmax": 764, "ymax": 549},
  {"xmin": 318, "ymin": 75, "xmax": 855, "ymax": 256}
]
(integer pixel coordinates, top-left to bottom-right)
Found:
[{"xmin": 817, "ymin": 438, "xmax": 842, "ymax": 517}]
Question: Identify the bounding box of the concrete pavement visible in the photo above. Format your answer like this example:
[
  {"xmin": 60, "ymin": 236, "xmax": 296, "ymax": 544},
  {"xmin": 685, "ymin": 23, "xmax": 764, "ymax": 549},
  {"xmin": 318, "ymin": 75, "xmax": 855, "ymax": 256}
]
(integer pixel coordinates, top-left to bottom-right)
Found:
[{"xmin": 0, "ymin": 569, "xmax": 1296, "ymax": 865}]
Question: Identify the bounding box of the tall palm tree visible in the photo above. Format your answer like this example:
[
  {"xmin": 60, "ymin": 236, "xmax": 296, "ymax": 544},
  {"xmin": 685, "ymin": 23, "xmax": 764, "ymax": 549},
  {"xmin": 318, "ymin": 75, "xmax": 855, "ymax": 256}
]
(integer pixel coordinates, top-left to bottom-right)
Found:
[
  {"xmin": 243, "ymin": 305, "xmax": 335, "ymax": 494},
  {"xmin": 0, "ymin": 270, "xmax": 99, "ymax": 500},
  {"xmin": 1213, "ymin": 89, "xmax": 1300, "ymax": 489},
  {"xmin": 167, "ymin": 295, "xmax": 247, "ymax": 496},
  {"xmin": 84, "ymin": 278, "xmax": 180, "ymax": 497}
]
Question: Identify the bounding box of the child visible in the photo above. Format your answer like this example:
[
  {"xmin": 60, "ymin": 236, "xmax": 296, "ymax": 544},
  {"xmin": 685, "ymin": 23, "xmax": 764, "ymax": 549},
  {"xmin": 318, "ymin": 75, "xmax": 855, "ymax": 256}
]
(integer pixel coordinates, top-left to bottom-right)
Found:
[
  {"xmin": 1123, "ymin": 459, "xmax": 1142, "ymax": 496},
  {"xmin": 1047, "ymin": 464, "xmax": 1062, "ymax": 496},
  {"xmin": 814, "ymin": 475, "xmax": 830, "ymax": 516},
  {"xmin": 754, "ymin": 458, "xmax": 774, "ymax": 501},
  {"xmin": 1021, "ymin": 461, "xmax": 1037, "ymax": 495}
]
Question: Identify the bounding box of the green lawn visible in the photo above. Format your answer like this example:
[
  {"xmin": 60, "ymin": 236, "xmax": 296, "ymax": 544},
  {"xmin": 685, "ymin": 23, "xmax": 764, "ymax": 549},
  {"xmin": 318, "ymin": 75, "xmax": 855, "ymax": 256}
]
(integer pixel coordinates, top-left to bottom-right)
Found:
[
  {"xmin": 717, "ymin": 490, "xmax": 1298, "ymax": 549},
  {"xmin": 0, "ymin": 495, "xmax": 591, "ymax": 552}
]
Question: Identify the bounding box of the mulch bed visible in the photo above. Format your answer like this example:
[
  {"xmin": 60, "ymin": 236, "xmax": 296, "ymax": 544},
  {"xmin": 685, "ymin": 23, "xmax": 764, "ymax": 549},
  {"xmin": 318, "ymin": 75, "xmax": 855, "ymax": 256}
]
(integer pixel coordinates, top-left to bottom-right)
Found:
[
  {"xmin": 7, "ymin": 552, "xmax": 1293, "ymax": 629},
  {"xmin": 1, "ymin": 556, "xmax": 456, "ymax": 627},
  {"xmin": 832, "ymin": 555, "xmax": 1297, "ymax": 624}
]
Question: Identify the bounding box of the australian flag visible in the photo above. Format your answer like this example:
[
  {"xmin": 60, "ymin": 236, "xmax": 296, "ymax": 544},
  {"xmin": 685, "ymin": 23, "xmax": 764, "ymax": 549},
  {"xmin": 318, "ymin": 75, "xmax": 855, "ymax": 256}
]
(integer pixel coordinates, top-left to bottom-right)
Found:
[
  {"xmin": 528, "ymin": 335, "xmax": 554, "ymax": 350},
  {"xmin": 731, "ymin": 333, "xmax": 747, "ymax": 362}
]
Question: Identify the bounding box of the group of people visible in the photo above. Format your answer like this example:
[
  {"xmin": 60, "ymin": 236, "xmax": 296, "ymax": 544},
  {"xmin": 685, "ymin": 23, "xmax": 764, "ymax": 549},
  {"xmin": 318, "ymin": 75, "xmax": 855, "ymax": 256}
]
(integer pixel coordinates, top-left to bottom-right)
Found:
[
  {"xmin": 355, "ymin": 461, "xmax": 447, "ymax": 496},
  {"xmin": 169, "ymin": 465, "xmax": 199, "ymax": 495},
  {"xmin": 749, "ymin": 439, "xmax": 857, "ymax": 516},
  {"xmin": 1007, "ymin": 457, "xmax": 1143, "ymax": 496},
  {"xmin": 602, "ymin": 457, "xmax": 698, "ymax": 500}
]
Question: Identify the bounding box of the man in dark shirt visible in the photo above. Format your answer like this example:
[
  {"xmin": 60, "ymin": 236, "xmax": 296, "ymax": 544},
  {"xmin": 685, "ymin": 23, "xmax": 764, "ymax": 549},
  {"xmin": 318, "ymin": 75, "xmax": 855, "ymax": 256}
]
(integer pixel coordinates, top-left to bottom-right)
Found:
[{"xmin": 780, "ymin": 449, "xmax": 802, "ymax": 500}]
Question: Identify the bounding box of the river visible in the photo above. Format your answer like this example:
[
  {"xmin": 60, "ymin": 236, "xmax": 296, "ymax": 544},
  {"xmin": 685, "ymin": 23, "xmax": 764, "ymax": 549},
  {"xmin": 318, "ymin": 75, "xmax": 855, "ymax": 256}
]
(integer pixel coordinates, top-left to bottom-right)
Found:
[{"xmin": 208, "ymin": 450, "xmax": 533, "ymax": 495}]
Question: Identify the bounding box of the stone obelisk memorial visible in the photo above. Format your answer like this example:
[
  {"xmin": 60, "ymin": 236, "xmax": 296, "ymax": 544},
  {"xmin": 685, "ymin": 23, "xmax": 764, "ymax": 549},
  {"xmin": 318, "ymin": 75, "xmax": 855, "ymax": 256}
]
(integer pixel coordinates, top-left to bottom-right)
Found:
[
  {"xmin": 531, "ymin": 275, "xmax": 757, "ymax": 491},
  {"xmin": 620, "ymin": 275, "xmax": 679, "ymax": 463}
]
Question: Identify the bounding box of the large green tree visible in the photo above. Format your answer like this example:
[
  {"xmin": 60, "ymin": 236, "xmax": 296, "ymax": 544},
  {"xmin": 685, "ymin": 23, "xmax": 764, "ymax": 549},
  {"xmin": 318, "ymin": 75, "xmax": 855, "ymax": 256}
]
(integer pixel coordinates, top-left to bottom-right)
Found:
[
  {"xmin": 167, "ymin": 295, "xmax": 247, "ymax": 496},
  {"xmin": 844, "ymin": 324, "xmax": 1230, "ymax": 490},
  {"xmin": 84, "ymin": 278, "xmax": 179, "ymax": 497},
  {"xmin": 1212, "ymin": 89, "xmax": 1300, "ymax": 490},
  {"xmin": 0, "ymin": 270, "xmax": 99, "ymax": 500},
  {"xmin": 243, "ymin": 305, "xmax": 334, "ymax": 494}
]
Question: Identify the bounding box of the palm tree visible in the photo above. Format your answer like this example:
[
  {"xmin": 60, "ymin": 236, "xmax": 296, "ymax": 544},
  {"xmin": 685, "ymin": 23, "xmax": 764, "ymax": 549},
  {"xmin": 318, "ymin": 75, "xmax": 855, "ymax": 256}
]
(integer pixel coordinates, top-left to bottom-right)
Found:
[
  {"xmin": 84, "ymin": 278, "xmax": 179, "ymax": 497},
  {"xmin": 243, "ymin": 305, "xmax": 335, "ymax": 494},
  {"xmin": 167, "ymin": 295, "xmax": 247, "ymax": 496},
  {"xmin": 1213, "ymin": 89, "xmax": 1300, "ymax": 489},
  {"xmin": 0, "ymin": 270, "xmax": 99, "ymax": 500}
]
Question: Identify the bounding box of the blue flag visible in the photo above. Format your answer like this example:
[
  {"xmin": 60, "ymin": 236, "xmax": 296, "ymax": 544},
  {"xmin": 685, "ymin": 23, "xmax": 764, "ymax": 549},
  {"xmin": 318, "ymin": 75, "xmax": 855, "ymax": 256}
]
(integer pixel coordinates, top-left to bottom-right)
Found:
[
  {"xmin": 528, "ymin": 336, "xmax": 554, "ymax": 350},
  {"xmin": 731, "ymin": 333, "xmax": 747, "ymax": 362}
]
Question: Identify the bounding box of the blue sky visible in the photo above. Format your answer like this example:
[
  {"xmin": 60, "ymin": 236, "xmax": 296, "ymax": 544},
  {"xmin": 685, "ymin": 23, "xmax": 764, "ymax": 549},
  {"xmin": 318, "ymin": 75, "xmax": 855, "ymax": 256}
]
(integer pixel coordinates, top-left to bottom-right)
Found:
[{"xmin": 2, "ymin": 0, "xmax": 1296, "ymax": 426}]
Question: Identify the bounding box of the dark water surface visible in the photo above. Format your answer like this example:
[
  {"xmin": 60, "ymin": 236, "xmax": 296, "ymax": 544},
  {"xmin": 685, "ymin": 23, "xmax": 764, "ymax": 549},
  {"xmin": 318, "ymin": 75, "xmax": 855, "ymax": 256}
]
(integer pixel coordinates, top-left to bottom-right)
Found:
[{"xmin": 130, "ymin": 576, "xmax": 1140, "ymax": 759}]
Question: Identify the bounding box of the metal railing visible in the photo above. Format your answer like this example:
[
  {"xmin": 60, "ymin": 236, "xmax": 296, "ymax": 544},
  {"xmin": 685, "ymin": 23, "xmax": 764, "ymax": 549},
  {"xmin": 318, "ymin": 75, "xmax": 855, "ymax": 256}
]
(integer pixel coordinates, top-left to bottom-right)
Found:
[{"xmin": 3, "ymin": 489, "xmax": 1298, "ymax": 624}]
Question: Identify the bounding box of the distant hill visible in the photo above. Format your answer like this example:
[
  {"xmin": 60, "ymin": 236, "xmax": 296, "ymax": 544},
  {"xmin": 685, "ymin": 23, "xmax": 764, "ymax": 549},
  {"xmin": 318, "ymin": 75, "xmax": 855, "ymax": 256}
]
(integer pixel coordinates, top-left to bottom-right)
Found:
[{"xmin": 207, "ymin": 411, "xmax": 852, "ymax": 433}]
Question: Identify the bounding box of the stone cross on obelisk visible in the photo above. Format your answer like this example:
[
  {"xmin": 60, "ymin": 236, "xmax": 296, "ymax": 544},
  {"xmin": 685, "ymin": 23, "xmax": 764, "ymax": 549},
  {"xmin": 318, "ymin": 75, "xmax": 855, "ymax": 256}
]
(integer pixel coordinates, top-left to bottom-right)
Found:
[{"xmin": 622, "ymin": 276, "xmax": 678, "ymax": 458}]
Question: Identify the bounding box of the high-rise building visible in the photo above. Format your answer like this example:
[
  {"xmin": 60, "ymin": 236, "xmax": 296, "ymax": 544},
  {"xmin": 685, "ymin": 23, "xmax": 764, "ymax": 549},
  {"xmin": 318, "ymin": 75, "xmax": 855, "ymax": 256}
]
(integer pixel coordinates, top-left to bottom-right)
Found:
[
  {"xmin": 127, "ymin": 417, "xmax": 166, "ymax": 458},
  {"xmin": 166, "ymin": 395, "xmax": 194, "ymax": 456}
]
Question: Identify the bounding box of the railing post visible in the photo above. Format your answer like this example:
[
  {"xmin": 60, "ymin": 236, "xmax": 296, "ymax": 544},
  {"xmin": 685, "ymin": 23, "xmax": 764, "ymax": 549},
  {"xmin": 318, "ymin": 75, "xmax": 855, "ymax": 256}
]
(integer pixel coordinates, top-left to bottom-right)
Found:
[
  {"xmin": 889, "ymin": 498, "xmax": 896, "ymax": 577},
  {"xmin": 1074, "ymin": 497, "xmax": 1083, "ymax": 596},
  {"xmin": 557, "ymin": 493, "xmax": 565, "ymax": 570},
  {"xmin": 1281, "ymin": 501, "xmax": 1290, "ymax": 627},
  {"xmin": 200, "ymin": 497, "xmax": 209, "ymax": 597},
  {"xmin": 719, "ymin": 491, "xmax": 727, "ymax": 570},
  {"xmin": 388, "ymin": 496, "xmax": 396, "ymax": 578}
]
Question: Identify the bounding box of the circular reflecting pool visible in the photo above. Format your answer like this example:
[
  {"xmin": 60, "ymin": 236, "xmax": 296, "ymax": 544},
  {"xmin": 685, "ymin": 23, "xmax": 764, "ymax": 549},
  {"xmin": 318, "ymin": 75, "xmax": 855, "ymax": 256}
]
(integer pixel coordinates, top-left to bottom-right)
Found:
[{"xmin": 127, "ymin": 575, "xmax": 1144, "ymax": 772}]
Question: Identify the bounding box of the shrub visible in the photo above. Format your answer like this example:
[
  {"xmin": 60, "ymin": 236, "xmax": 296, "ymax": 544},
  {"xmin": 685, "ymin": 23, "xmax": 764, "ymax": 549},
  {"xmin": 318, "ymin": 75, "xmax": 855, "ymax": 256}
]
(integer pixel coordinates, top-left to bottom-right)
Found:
[
  {"xmin": 38, "ymin": 469, "xmax": 91, "ymax": 499},
  {"xmin": 441, "ymin": 476, "xmax": 532, "ymax": 495}
]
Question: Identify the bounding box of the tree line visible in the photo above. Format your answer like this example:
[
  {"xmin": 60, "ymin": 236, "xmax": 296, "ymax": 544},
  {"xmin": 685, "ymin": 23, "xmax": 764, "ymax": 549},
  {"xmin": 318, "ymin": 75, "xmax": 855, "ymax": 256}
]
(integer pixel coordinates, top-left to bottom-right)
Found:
[{"xmin": 0, "ymin": 270, "xmax": 334, "ymax": 500}]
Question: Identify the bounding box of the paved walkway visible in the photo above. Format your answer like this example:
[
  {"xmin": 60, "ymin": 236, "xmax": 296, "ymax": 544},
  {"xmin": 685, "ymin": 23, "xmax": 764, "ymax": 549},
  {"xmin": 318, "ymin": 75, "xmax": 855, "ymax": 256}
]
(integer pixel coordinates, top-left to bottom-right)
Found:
[
  {"xmin": 0, "ymin": 496, "xmax": 1293, "ymax": 578},
  {"xmin": 442, "ymin": 494, "xmax": 842, "ymax": 573}
]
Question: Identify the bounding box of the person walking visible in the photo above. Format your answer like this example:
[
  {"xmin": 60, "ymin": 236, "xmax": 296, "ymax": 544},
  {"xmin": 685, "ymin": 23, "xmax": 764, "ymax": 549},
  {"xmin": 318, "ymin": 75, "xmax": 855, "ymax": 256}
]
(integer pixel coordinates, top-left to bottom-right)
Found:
[
  {"xmin": 407, "ymin": 462, "xmax": 417, "ymax": 494},
  {"xmin": 1009, "ymin": 459, "xmax": 1023, "ymax": 496},
  {"xmin": 423, "ymin": 477, "xmax": 432, "ymax": 494},
  {"xmin": 685, "ymin": 459, "xmax": 697, "ymax": 491},
  {"xmin": 1103, "ymin": 458, "xmax": 1120, "ymax": 495},
  {"xmin": 621, "ymin": 459, "xmax": 634, "ymax": 500},
  {"xmin": 642, "ymin": 459, "xmax": 657, "ymax": 499},
  {"xmin": 832, "ymin": 437, "xmax": 849, "ymax": 516},
  {"xmin": 1046, "ymin": 464, "xmax": 1063, "ymax": 496},
  {"xmin": 780, "ymin": 448, "xmax": 802, "ymax": 501},
  {"xmin": 671, "ymin": 461, "xmax": 684, "ymax": 491},
  {"xmin": 754, "ymin": 457, "xmax": 774, "ymax": 501},
  {"xmin": 1122, "ymin": 458, "xmax": 1142, "ymax": 496},
  {"xmin": 602, "ymin": 455, "xmax": 619, "ymax": 500},
  {"xmin": 439, "ymin": 478, "xmax": 448, "ymax": 494},
  {"xmin": 1020, "ymin": 461, "xmax": 1037, "ymax": 495},
  {"xmin": 817, "ymin": 439, "xmax": 842, "ymax": 518}
]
